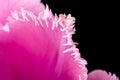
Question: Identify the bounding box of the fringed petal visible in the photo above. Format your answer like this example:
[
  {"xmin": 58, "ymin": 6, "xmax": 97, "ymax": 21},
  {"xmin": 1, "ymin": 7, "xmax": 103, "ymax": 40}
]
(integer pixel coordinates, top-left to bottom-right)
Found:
[{"xmin": 0, "ymin": 5, "xmax": 87, "ymax": 80}]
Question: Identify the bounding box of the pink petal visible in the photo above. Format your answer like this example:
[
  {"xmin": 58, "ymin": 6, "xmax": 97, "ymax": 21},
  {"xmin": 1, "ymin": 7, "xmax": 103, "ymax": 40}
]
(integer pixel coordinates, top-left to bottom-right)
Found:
[
  {"xmin": 0, "ymin": 0, "xmax": 45, "ymax": 25},
  {"xmin": 87, "ymin": 69, "xmax": 119, "ymax": 80},
  {"xmin": 0, "ymin": 3, "xmax": 87, "ymax": 80}
]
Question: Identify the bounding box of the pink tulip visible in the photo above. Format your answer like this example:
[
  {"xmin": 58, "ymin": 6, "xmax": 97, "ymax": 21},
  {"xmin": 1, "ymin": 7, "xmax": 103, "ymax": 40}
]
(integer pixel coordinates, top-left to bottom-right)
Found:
[
  {"xmin": 0, "ymin": 0, "xmax": 87, "ymax": 80},
  {"xmin": 0, "ymin": 0, "xmax": 118, "ymax": 80},
  {"xmin": 87, "ymin": 70, "xmax": 119, "ymax": 80}
]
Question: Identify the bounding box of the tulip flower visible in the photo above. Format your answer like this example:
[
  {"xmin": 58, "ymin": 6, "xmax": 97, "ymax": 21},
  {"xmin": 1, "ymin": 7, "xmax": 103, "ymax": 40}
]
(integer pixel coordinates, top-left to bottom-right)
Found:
[
  {"xmin": 0, "ymin": 0, "xmax": 119, "ymax": 80},
  {"xmin": 88, "ymin": 70, "xmax": 119, "ymax": 80}
]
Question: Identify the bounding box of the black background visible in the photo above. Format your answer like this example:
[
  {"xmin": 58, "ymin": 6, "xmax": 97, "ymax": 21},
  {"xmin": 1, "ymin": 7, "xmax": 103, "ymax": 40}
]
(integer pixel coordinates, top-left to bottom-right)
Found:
[{"xmin": 42, "ymin": 0, "xmax": 119, "ymax": 77}]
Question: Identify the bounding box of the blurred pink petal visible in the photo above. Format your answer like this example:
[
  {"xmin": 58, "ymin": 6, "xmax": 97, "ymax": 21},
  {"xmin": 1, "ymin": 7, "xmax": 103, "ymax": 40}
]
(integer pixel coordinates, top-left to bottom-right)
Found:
[
  {"xmin": 87, "ymin": 70, "xmax": 119, "ymax": 80},
  {"xmin": 0, "ymin": 0, "xmax": 87, "ymax": 80}
]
